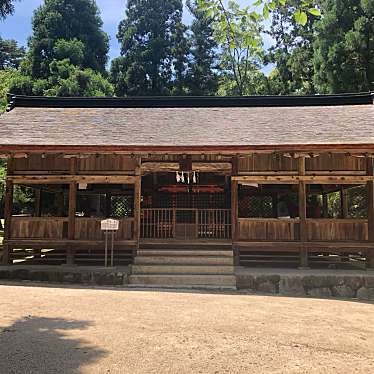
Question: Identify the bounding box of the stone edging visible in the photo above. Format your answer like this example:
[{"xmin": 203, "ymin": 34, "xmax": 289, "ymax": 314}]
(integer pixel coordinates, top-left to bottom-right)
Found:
[{"xmin": 237, "ymin": 273, "xmax": 374, "ymax": 300}]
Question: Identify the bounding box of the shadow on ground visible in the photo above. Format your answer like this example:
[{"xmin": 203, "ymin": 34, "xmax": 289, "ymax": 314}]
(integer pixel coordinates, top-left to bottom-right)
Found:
[{"xmin": 0, "ymin": 316, "xmax": 107, "ymax": 374}]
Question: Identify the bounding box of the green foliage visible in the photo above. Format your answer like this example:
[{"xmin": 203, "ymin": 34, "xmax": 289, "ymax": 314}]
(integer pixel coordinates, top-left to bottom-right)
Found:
[
  {"xmin": 0, "ymin": 68, "xmax": 24, "ymax": 112},
  {"xmin": 6, "ymin": 0, "xmax": 113, "ymax": 98},
  {"xmin": 313, "ymin": 0, "xmax": 374, "ymax": 93},
  {"xmin": 111, "ymin": 0, "xmax": 185, "ymax": 96},
  {"xmin": 210, "ymin": 0, "xmax": 266, "ymax": 95},
  {"xmin": 27, "ymin": 0, "xmax": 109, "ymax": 78},
  {"xmin": 0, "ymin": 0, "xmax": 18, "ymax": 20},
  {"xmin": 0, "ymin": 38, "xmax": 25, "ymax": 69},
  {"xmin": 266, "ymin": 0, "xmax": 318, "ymax": 94},
  {"xmin": 185, "ymin": 0, "xmax": 219, "ymax": 95},
  {"xmin": 196, "ymin": 0, "xmax": 319, "ymax": 27},
  {"xmin": 9, "ymin": 57, "xmax": 113, "ymax": 97},
  {"xmin": 218, "ymin": 63, "xmax": 269, "ymax": 95},
  {"xmin": 170, "ymin": 19, "xmax": 190, "ymax": 95},
  {"xmin": 53, "ymin": 39, "xmax": 85, "ymax": 66}
]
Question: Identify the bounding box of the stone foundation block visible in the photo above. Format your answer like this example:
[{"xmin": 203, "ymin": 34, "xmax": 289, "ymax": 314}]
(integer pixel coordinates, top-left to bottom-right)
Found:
[
  {"xmin": 331, "ymin": 285, "xmax": 355, "ymax": 299},
  {"xmin": 307, "ymin": 287, "xmax": 332, "ymax": 298},
  {"xmin": 357, "ymin": 287, "xmax": 374, "ymax": 300},
  {"xmin": 279, "ymin": 277, "xmax": 305, "ymax": 296}
]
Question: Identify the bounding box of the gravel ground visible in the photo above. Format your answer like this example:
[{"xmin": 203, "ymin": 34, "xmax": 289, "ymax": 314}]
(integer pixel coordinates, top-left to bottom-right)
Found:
[{"xmin": 0, "ymin": 282, "xmax": 374, "ymax": 374}]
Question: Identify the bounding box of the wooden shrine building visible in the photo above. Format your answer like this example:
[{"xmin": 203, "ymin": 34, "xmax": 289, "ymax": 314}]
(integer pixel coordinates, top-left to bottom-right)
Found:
[{"xmin": 1, "ymin": 93, "xmax": 374, "ymax": 270}]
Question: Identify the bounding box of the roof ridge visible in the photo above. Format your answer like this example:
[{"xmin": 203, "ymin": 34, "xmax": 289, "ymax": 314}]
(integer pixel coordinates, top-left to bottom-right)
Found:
[{"xmin": 6, "ymin": 92, "xmax": 374, "ymax": 110}]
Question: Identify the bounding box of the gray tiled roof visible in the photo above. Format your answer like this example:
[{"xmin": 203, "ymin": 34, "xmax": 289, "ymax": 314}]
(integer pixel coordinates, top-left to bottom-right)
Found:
[{"xmin": 0, "ymin": 104, "xmax": 373, "ymax": 148}]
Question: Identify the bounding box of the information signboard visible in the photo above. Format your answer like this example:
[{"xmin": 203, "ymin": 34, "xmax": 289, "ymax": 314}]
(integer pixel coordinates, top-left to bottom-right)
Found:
[{"xmin": 101, "ymin": 219, "xmax": 119, "ymax": 231}]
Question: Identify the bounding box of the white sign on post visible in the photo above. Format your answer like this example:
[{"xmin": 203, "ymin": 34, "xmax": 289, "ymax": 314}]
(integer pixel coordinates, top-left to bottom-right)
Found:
[
  {"xmin": 101, "ymin": 219, "xmax": 119, "ymax": 268},
  {"xmin": 101, "ymin": 219, "xmax": 119, "ymax": 231}
]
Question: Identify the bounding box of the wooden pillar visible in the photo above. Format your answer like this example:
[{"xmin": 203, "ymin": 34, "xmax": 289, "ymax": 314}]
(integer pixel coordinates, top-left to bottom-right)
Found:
[
  {"xmin": 2, "ymin": 179, "xmax": 13, "ymax": 264},
  {"xmin": 67, "ymin": 181, "xmax": 77, "ymax": 265},
  {"xmin": 298, "ymin": 157, "xmax": 309, "ymax": 268},
  {"xmin": 133, "ymin": 165, "xmax": 141, "ymax": 249},
  {"xmin": 366, "ymin": 157, "xmax": 374, "ymax": 268},
  {"xmin": 340, "ymin": 186, "xmax": 348, "ymax": 218},
  {"xmin": 34, "ymin": 188, "xmax": 42, "ymax": 217},
  {"xmin": 322, "ymin": 192, "xmax": 328, "ymax": 218},
  {"xmin": 231, "ymin": 156, "xmax": 239, "ymax": 265},
  {"xmin": 66, "ymin": 157, "xmax": 78, "ymax": 265}
]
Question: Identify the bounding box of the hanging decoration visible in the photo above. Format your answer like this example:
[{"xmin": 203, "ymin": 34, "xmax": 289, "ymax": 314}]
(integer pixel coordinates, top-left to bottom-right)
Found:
[{"xmin": 175, "ymin": 170, "xmax": 199, "ymax": 184}]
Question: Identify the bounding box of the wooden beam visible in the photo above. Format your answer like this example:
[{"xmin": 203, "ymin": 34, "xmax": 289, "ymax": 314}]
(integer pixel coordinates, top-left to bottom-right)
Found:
[
  {"xmin": 2, "ymin": 144, "xmax": 374, "ymax": 155},
  {"xmin": 7, "ymin": 175, "xmax": 137, "ymax": 185},
  {"xmin": 141, "ymin": 162, "xmax": 179, "ymax": 173},
  {"xmin": 367, "ymin": 157, "xmax": 374, "ymax": 268},
  {"xmin": 2, "ymin": 179, "xmax": 13, "ymax": 264},
  {"xmin": 192, "ymin": 162, "xmax": 232, "ymax": 172},
  {"xmin": 233, "ymin": 175, "xmax": 374, "ymax": 184}
]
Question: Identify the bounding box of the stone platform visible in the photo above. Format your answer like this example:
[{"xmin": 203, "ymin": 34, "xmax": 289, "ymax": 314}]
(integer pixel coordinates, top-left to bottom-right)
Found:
[
  {"xmin": 0, "ymin": 265, "xmax": 130, "ymax": 286},
  {"xmin": 236, "ymin": 267, "xmax": 374, "ymax": 301},
  {"xmin": 1, "ymin": 265, "xmax": 374, "ymax": 301}
]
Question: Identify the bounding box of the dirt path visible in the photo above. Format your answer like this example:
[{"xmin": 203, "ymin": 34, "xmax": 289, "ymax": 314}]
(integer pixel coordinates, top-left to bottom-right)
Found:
[{"xmin": 0, "ymin": 282, "xmax": 373, "ymax": 373}]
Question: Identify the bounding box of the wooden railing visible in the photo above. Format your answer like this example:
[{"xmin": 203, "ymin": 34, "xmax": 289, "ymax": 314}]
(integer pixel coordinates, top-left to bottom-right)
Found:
[
  {"xmin": 10, "ymin": 217, "xmax": 68, "ymax": 239},
  {"xmin": 10, "ymin": 216, "xmax": 134, "ymax": 241},
  {"xmin": 75, "ymin": 218, "xmax": 134, "ymax": 241},
  {"xmin": 141, "ymin": 208, "xmax": 231, "ymax": 240},
  {"xmin": 237, "ymin": 218, "xmax": 368, "ymax": 242},
  {"xmin": 238, "ymin": 218, "xmax": 299, "ymax": 241},
  {"xmin": 306, "ymin": 219, "xmax": 368, "ymax": 241}
]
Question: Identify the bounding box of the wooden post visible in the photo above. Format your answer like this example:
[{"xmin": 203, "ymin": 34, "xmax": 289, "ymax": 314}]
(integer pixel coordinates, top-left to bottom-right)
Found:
[
  {"xmin": 322, "ymin": 192, "xmax": 328, "ymax": 218},
  {"xmin": 34, "ymin": 188, "xmax": 42, "ymax": 217},
  {"xmin": 340, "ymin": 186, "xmax": 348, "ymax": 218},
  {"xmin": 298, "ymin": 157, "xmax": 309, "ymax": 268},
  {"xmin": 67, "ymin": 181, "xmax": 77, "ymax": 265},
  {"xmin": 231, "ymin": 156, "xmax": 239, "ymax": 265},
  {"xmin": 366, "ymin": 157, "xmax": 374, "ymax": 268},
  {"xmin": 133, "ymin": 165, "xmax": 142, "ymax": 249},
  {"xmin": 2, "ymin": 179, "xmax": 13, "ymax": 265}
]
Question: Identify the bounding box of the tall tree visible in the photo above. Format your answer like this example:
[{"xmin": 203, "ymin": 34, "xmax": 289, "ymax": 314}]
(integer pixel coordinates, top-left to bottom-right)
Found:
[
  {"xmin": 170, "ymin": 19, "xmax": 190, "ymax": 95},
  {"xmin": 313, "ymin": 0, "xmax": 374, "ymax": 93},
  {"xmin": 185, "ymin": 0, "xmax": 218, "ymax": 95},
  {"xmin": 0, "ymin": 38, "xmax": 25, "ymax": 69},
  {"xmin": 111, "ymin": 0, "xmax": 185, "ymax": 96},
  {"xmin": 27, "ymin": 0, "xmax": 109, "ymax": 78},
  {"xmin": 266, "ymin": 0, "xmax": 318, "ymax": 94},
  {"xmin": 0, "ymin": 0, "xmax": 19, "ymax": 20}
]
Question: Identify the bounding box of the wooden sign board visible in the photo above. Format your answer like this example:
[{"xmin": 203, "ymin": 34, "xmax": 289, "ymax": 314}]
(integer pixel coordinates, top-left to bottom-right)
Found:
[{"xmin": 101, "ymin": 219, "xmax": 119, "ymax": 231}]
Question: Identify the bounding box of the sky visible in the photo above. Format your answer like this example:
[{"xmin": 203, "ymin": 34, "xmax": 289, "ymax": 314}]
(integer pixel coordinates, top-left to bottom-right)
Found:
[{"xmin": 0, "ymin": 0, "xmax": 273, "ymax": 73}]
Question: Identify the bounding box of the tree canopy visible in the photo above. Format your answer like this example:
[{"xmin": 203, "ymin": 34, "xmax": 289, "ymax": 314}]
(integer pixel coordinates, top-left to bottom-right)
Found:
[
  {"xmin": 111, "ymin": 0, "xmax": 185, "ymax": 96},
  {"xmin": 313, "ymin": 0, "xmax": 374, "ymax": 93},
  {"xmin": 185, "ymin": 1, "xmax": 218, "ymax": 96},
  {"xmin": 0, "ymin": 0, "xmax": 18, "ymax": 20},
  {"xmin": 0, "ymin": 38, "xmax": 25, "ymax": 69},
  {"xmin": 1, "ymin": 0, "xmax": 373, "ymax": 102},
  {"xmin": 27, "ymin": 0, "xmax": 109, "ymax": 78}
]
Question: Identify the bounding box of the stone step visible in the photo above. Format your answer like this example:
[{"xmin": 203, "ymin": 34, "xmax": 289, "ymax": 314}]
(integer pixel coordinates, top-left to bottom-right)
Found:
[
  {"xmin": 134, "ymin": 256, "xmax": 233, "ymax": 265},
  {"xmin": 129, "ymin": 274, "xmax": 237, "ymax": 288},
  {"xmin": 136, "ymin": 250, "xmax": 233, "ymax": 257},
  {"xmin": 131, "ymin": 264, "xmax": 234, "ymax": 275},
  {"xmin": 139, "ymin": 242, "xmax": 232, "ymax": 251}
]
